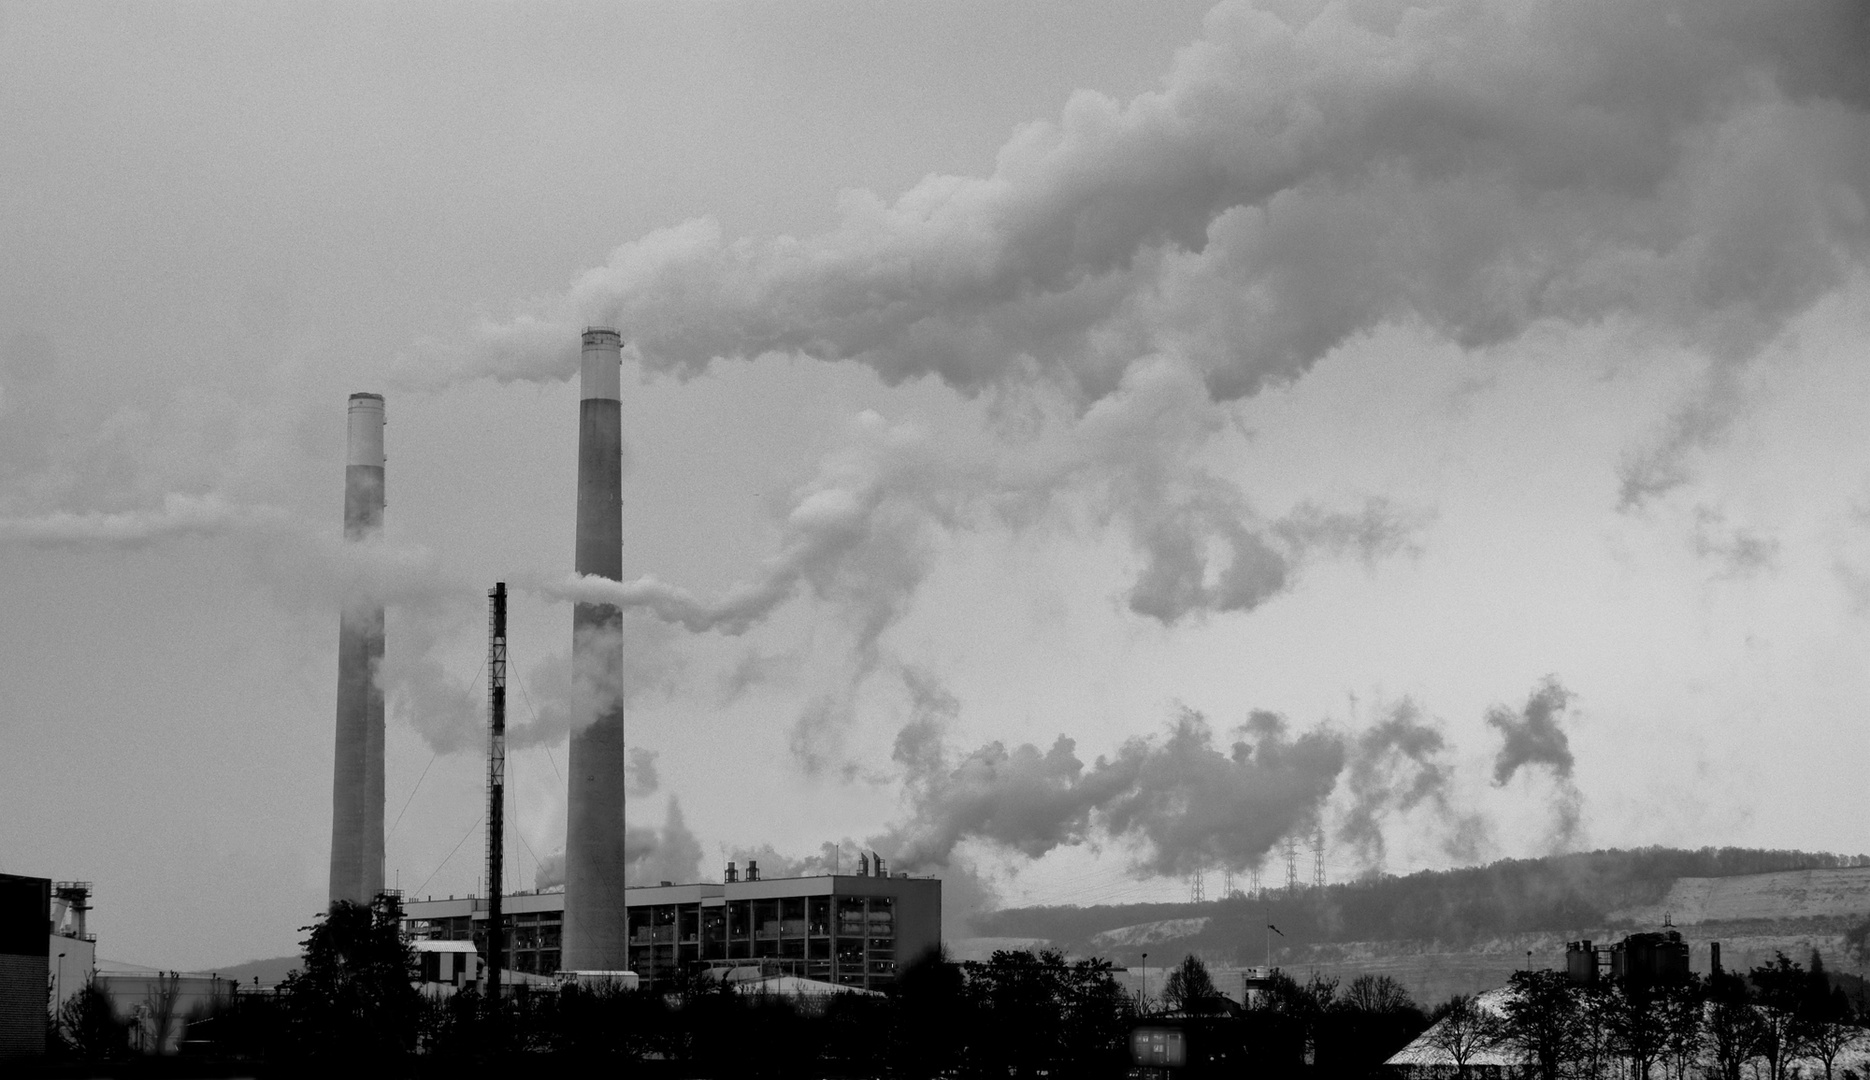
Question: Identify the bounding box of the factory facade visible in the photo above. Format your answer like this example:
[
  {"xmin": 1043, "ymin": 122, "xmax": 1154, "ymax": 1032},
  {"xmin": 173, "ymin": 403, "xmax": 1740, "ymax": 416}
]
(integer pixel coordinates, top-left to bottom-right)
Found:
[{"xmin": 403, "ymin": 865, "xmax": 940, "ymax": 992}]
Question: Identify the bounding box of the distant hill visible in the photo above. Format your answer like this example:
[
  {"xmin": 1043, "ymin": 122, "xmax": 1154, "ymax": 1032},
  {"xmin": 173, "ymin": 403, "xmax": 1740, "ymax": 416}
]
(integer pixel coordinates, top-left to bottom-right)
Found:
[
  {"xmin": 968, "ymin": 847, "xmax": 1870, "ymax": 1005},
  {"xmin": 974, "ymin": 847, "xmax": 1870, "ymax": 960},
  {"xmin": 207, "ymin": 954, "xmax": 300, "ymax": 987}
]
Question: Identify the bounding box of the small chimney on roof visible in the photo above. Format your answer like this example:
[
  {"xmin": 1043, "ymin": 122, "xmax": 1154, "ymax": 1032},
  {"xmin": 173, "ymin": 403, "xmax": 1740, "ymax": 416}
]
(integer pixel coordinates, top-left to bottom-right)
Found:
[
  {"xmin": 873, "ymin": 852, "xmax": 886, "ymax": 877},
  {"xmin": 858, "ymin": 852, "xmax": 870, "ymax": 877},
  {"xmin": 725, "ymin": 861, "xmax": 739, "ymax": 883},
  {"xmin": 747, "ymin": 860, "xmax": 760, "ymax": 881}
]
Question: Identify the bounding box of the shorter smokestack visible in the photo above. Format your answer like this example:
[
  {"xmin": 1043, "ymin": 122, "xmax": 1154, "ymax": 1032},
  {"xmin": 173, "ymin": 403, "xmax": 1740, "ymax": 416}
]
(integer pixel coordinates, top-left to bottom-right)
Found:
[
  {"xmin": 725, "ymin": 861, "xmax": 738, "ymax": 883},
  {"xmin": 1710, "ymin": 942, "xmax": 1721, "ymax": 976},
  {"xmin": 747, "ymin": 860, "xmax": 760, "ymax": 882}
]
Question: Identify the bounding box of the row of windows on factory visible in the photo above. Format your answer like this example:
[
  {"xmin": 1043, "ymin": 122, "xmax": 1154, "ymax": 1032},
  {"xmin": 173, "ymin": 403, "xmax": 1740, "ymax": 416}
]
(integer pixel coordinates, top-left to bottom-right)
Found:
[
  {"xmin": 626, "ymin": 895, "xmax": 894, "ymax": 946},
  {"xmin": 408, "ymin": 914, "xmax": 563, "ymax": 976},
  {"xmin": 626, "ymin": 896, "xmax": 898, "ymax": 986}
]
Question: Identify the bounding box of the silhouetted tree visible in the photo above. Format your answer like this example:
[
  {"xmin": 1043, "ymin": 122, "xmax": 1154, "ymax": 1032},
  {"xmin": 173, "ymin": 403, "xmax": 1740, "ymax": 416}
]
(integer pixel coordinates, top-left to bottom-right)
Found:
[
  {"xmin": 1498, "ymin": 969, "xmax": 1582, "ymax": 1080},
  {"xmin": 1422, "ymin": 993, "xmax": 1502, "ymax": 1079},
  {"xmin": 1795, "ymin": 950, "xmax": 1865, "ymax": 1080},
  {"xmin": 1321, "ymin": 975, "xmax": 1427, "ymax": 1078},
  {"xmin": 1656, "ymin": 976, "xmax": 1707, "ymax": 1080},
  {"xmin": 1752, "ymin": 951, "xmax": 1811, "ymax": 1080},
  {"xmin": 1245, "ymin": 969, "xmax": 1334, "ymax": 1072},
  {"xmin": 958, "ymin": 948, "xmax": 1132, "ymax": 1079},
  {"xmin": 1707, "ymin": 968, "xmax": 1763, "ymax": 1080},
  {"xmin": 54, "ymin": 975, "xmax": 130, "ymax": 1060},
  {"xmin": 278, "ymin": 895, "xmax": 420, "ymax": 1062},
  {"xmin": 1603, "ymin": 981, "xmax": 1670, "ymax": 1080},
  {"xmin": 891, "ymin": 951, "xmax": 968, "ymax": 1079},
  {"xmin": 1161, "ymin": 954, "xmax": 1219, "ymax": 1010}
]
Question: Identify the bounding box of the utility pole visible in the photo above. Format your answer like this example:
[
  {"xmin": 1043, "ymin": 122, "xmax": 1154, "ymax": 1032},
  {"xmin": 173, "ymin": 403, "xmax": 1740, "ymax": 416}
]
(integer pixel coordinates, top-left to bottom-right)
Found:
[
  {"xmin": 1312, "ymin": 826, "xmax": 1325, "ymax": 891},
  {"xmin": 485, "ymin": 583, "xmax": 507, "ymax": 1003},
  {"xmin": 1284, "ymin": 837, "xmax": 1299, "ymax": 893},
  {"xmin": 1189, "ymin": 868, "xmax": 1206, "ymax": 903}
]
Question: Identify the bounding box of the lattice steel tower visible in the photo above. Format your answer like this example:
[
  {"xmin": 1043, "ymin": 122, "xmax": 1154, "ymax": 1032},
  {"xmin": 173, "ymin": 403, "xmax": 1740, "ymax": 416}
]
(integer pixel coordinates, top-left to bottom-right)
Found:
[{"xmin": 485, "ymin": 583, "xmax": 507, "ymax": 1002}]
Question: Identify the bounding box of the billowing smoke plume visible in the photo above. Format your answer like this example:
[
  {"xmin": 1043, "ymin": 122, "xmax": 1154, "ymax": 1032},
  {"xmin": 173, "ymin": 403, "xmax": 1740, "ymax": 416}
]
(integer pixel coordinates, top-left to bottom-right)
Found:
[
  {"xmin": 534, "ymin": 794, "xmax": 704, "ymax": 890},
  {"xmin": 541, "ymin": 381, "xmax": 1417, "ymax": 780},
  {"xmin": 1487, "ymin": 677, "xmax": 1575, "ymax": 785},
  {"xmin": 1338, "ymin": 698, "xmax": 1485, "ymax": 869},
  {"xmin": 884, "ymin": 704, "xmax": 1344, "ymax": 878},
  {"xmin": 432, "ymin": 0, "xmax": 1869, "ymax": 504},
  {"xmin": 626, "ymin": 746, "xmax": 660, "ymax": 797},
  {"xmin": 469, "ymin": 616, "xmax": 685, "ymax": 754},
  {"xmin": 1486, "ymin": 676, "xmax": 1583, "ymax": 849},
  {"xmin": 537, "ymin": 382, "xmax": 1416, "ymax": 637}
]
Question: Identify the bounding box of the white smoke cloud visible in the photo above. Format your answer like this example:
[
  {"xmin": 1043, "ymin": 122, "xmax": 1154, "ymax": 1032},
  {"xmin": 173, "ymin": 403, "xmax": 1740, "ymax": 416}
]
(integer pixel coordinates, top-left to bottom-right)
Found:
[
  {"xmin": 534, "ymin": 794, "xmax": 704, "ymax": 890},
  {"xmin": 881, "ymin": 702, "xmax": 1346, "ymax": 878},
  {"xmin": 0, "ymin": 492, "xmax": 284, "ymax": 547},
  {"xmin": 422, "ymin": 2, "xmax": 1865, "ymax": 477},
  {"xmin": 1336, "ymin": 698, "xmax": 1487, "ymax": 871}
]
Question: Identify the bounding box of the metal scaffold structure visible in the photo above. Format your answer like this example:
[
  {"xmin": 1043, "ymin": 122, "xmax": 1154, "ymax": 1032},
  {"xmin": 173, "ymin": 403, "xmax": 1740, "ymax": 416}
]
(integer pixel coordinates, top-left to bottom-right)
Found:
[{"xmin": 485, "ymin": 582, "xmax": 507, "ymax": 1002}]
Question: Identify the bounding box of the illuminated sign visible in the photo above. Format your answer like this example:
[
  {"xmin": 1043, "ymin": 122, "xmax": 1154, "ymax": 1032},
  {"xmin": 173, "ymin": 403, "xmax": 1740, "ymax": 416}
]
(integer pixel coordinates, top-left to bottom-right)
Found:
[{"xmin": 1131, "ymin": 1027, "xmax": 1186, "ymax": 1067}]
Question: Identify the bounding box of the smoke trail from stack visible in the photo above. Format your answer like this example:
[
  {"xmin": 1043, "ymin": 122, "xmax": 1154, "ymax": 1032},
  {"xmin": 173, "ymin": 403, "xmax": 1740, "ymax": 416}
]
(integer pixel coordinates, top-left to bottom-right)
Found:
[
  {"xmin": 1487, "ymin": 676, "xmax": 1584, "ymax": 850},
  {"xmin": 329, "ymin": 392, "xmax": 386, "ymax": 905},
  {"xmin": 882, "ymin": 702, "xmax": 1345, "ymax": 878},
  {"xmin": 428, "ymin": 0, "xmax": 1868, "ymax": 506},
  {"xmin": 562, "ymin": 328, "xmax": 628, "ymax": 971}
]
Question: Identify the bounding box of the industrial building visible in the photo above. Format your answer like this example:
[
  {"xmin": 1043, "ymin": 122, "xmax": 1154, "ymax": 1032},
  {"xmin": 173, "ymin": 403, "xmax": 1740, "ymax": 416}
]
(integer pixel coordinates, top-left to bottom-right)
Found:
[
  {"xmin": 403, "ymin": 861, "xmax": 940, "ymax": 992},
  {"xmin": 1565, "ymin": 924, "xmax": 1692, "ymax": 989},
  {"xmin": 338, "ymin": 330, "xmax": 931, "ymax": 997},
  {"xmin": 0, "ymin": 874, "xmax": 49, "ymax": 1058}
]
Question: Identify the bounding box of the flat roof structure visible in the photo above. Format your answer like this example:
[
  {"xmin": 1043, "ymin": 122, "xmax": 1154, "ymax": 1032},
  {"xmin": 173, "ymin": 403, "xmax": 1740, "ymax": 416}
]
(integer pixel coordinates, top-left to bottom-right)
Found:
[{"xmin": 403, "ymin": 871, "xmax": 940, "ymax": 992}]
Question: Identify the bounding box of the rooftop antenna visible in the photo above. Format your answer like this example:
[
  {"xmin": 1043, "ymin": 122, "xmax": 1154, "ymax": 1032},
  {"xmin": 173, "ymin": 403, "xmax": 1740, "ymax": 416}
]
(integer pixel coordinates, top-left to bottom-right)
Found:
[{"xmin": 485, "ymin": 583, "xmax": 507, "ymax": 1003}]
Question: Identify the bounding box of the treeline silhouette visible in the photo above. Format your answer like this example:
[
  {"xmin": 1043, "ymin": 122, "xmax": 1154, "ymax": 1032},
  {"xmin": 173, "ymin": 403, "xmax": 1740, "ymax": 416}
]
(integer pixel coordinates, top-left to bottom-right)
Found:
[
  {"xmin": 41, "ymin": 898, "xmax": 1435, "ymax": 1077},
  {"xmin": 977, "ymin": 846, "xmax": 1870, "ymax": 956}
]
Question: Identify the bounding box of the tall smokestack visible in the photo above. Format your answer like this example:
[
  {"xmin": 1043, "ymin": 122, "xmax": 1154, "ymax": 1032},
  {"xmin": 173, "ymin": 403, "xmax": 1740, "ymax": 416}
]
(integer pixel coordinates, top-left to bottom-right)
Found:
[
  {"xmin": 328, "ymin": 392, "xmax": 386, "ymax": 905},
  {"xmin": 563, "ymin": 328, "xmax": 627, "ymax": 971}
]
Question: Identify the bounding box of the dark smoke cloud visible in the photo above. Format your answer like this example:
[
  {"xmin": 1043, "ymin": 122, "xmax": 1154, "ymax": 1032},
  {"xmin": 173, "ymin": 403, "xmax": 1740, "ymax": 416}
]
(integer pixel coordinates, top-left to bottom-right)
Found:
[
  {"xmin": 1337, "ymin": 698, "xmax": 1485, "ymax": 869},
  {"xmin": 1486, "ymin": 677, "xmax": 1575, "ymax": 785},
  {"xmin": 1486, "ymin": 676, "xmax": 1583, "ymax": 851},
  {"xmin": 883, "ymin": 704, "xmax": 1344, "ymax": 878},
  {"xmin": 1690, "ymin": 503, "xmax": 1779, "ymax": 578}
]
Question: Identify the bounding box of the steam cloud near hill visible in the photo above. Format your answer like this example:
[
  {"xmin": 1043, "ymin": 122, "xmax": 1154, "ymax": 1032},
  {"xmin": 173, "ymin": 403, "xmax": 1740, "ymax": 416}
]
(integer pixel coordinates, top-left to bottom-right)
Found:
[
  {"xmin": 566, "ymin": 672, "xmax": 1577, "ymax": 909},
  {"xmin": 645, "ymin": 673, "xmax": 1565, "ymax": 902},
  {"xmin": 1487, "ymin": 676, "xmax": 1584, "ymax": 849}
]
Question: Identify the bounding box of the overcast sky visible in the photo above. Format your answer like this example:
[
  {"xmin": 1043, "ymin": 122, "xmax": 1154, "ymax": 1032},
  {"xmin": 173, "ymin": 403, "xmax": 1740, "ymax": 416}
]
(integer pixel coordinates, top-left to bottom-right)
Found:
[{"xmin": 2, "ymin": 0, "xmax": 1867, "ymax": 971}]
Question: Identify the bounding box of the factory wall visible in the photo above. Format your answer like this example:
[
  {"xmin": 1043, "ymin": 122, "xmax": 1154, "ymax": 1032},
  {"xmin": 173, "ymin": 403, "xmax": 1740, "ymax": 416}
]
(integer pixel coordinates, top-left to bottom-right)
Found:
[
  {"xmin": 404, "ymin": 872, "xmax": 942, "ymax": 992},
  {"xmin": 0, "ymin": 874, "xmax": 49, "ymax": 1059}
]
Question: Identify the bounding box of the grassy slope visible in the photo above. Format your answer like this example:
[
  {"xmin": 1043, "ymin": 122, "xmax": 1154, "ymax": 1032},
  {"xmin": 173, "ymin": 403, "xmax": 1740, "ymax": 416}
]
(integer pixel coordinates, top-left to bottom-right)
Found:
[{"xmin": 974, "ymin": 847, "xmax": 1870, "ymax": 958}]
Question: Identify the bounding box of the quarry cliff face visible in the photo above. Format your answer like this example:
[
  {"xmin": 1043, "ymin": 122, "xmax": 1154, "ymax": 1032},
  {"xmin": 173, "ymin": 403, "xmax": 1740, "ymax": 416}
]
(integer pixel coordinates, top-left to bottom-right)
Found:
[
  {"xmin": 1607, "ymin": 866, "xmax": 1870, "ymax": 926},
  {"xmin": 964, "ymin": 859, "xmax": 1870, "ymax": 1004}
]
